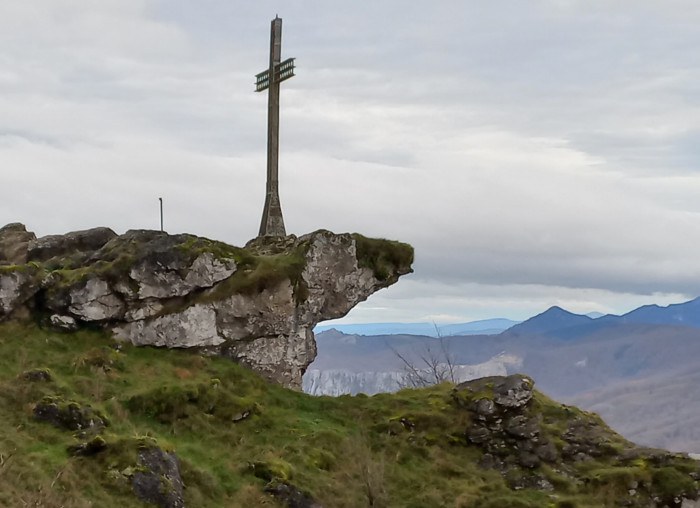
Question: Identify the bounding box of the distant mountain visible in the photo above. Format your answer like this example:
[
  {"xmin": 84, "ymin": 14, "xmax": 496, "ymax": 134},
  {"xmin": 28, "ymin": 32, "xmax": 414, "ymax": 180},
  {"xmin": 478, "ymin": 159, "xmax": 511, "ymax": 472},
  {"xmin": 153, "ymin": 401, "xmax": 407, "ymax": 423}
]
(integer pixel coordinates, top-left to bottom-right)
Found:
[
  {"xmin": 439, "ymin": 319, "xmax": 520, "ymax": 335},
  {"xmin": 313, "ymin": 318, "xmax": 519, "ymax": 337},
  {"xmin": 613, "ymin": 297, "xmax": 700, "ymax": 327},
  {"xmin": 505, "ymin": 297, "xmax": 700, "ymax": 340},
  {"xmin": 505, "ymin": 306, "xmax": 593, "ymax": 337}
]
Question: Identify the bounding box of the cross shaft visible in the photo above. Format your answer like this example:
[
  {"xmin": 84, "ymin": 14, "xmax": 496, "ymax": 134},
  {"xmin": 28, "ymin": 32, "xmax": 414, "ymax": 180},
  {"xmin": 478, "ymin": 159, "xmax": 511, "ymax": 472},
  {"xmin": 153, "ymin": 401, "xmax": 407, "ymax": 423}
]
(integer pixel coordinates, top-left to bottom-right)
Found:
[{"xmin": 256, "ymin": 16, "xmax": 295, "ymax": 238}]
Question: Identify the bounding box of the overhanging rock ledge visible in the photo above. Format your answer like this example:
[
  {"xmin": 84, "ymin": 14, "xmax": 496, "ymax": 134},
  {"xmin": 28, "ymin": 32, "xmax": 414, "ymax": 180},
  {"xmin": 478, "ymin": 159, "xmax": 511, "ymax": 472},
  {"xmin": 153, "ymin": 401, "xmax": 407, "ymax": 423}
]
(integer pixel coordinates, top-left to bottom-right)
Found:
[{"xmin": 0, "ymin": 224, "xmax": 413, "ymax": 389}]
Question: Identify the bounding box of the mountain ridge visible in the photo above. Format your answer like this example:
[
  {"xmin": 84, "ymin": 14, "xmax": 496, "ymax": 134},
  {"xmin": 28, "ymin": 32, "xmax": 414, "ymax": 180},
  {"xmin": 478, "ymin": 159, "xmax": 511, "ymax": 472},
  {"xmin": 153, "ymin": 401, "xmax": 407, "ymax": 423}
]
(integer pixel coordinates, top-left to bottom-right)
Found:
[{"xmin": 314, "ymin": 318, "xmax": 519, "ymax": 337}]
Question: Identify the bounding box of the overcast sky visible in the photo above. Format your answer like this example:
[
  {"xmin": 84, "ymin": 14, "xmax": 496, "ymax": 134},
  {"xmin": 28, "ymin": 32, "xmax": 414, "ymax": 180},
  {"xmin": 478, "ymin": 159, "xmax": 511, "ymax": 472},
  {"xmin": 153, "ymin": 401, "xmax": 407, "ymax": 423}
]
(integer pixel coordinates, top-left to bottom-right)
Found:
[{"xmin": 2, "ymin": 1, "xmax": 699, "ymax": 323}]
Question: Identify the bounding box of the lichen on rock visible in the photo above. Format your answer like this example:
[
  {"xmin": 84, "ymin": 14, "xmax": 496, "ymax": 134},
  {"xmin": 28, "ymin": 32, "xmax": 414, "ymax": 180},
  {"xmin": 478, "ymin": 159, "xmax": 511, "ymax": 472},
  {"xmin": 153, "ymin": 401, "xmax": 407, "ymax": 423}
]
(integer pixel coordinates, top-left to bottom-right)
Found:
[
  {"xmin": 0, "ymin": 223, "xmax": 413, "ymax": 389},
  {"xmin": 451, "ymin": 374, "xmax": 700, "ymax": 505}
]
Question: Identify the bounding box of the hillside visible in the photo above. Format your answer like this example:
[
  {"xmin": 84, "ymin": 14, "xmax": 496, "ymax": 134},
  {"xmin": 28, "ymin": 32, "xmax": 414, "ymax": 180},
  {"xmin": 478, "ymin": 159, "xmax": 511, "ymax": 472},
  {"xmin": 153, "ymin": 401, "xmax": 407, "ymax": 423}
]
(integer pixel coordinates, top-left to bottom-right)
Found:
[
  {"xmin": 0, "ymin": 223, "xmax": 413, "ymax": 389},
  {"xmin": 2, "ymin": 321, "xmax": 700, "ymax": 507},
  {"xmin": 308, "ymin": 321, "xmax": 700, "ymax": 453}
]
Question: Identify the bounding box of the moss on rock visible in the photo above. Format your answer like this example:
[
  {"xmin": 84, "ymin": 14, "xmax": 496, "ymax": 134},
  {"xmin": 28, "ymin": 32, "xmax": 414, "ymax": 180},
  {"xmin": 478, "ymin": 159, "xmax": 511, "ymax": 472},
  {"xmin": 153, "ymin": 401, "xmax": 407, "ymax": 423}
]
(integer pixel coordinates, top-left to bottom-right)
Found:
[{"xmin": 351, "ymin": 233, "xmax": 414, "ymax": 282}]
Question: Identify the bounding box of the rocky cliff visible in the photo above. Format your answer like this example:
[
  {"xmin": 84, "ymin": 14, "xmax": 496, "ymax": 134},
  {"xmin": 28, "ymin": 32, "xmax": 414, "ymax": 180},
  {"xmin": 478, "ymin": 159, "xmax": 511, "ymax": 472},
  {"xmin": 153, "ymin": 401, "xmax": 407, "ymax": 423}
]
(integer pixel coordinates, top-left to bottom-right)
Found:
[
  {"xmin": 0, "ymin": 223, "xmax": 413, "ymax": 388},
  {"xmin": 302, "ymin": 354, "xmax": 521, "ymax": 396}
]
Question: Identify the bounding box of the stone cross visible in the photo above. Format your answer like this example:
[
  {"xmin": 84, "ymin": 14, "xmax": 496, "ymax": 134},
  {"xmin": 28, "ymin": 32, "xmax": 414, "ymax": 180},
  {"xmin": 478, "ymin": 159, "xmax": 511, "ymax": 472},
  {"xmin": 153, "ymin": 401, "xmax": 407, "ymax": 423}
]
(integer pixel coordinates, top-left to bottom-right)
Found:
[{"xmin": 255, "ymin": 16, "xmax": 296, "ymax": 237}]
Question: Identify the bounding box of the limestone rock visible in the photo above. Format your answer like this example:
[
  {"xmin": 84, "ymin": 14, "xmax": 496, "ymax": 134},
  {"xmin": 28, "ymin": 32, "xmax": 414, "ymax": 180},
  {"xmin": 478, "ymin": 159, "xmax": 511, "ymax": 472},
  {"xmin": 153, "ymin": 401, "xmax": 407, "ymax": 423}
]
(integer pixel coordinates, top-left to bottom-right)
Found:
[
  {"xmin": 453, "ymin": 376, "xmax": 555, "ymax": 477},
  {"xmin": 0, "ymin": 223, "xmax": 36, "ymax": 265},
  {"xmin": 0, "ymin": 266, "xmax": 41, "ymax": 318},
  {"xmin": 450, "ymin": 374, "xmax": 700, "ymax": 506},
  {"xmin": 132, "ymin": 447, "xmax": 185, "ymax": 508},
  {"xmin": 493, "ymin": 376, "xmax": 534, "ymax": 408},
  {"xmin": 0, "ymin": 225, "xmax": 413, "ymax": 389},
  {"xmin": 222, "ymin": 330, "xmax": 317, "ymax": 390},
  {"xmin": 264, "ymin": 482, "xmax": 323, "ymax": 508},
  {"xmin": 114, "ymin": 304, "xmax": 224, "ymax": 348},
  {"xmin": 50, "ymin": 314, "xmax": 78, "ymax": 331},
  {"xmin": 130, "ymin": 251, "xmax": 236, "ymax": 299},
  {"xmin": 455, "ymin": 375, "xmax": 534, "ymax": 409},
  {"xmin": 33, "ymin": 396, "xmax": 108, "ymax": 431},
  {"xmin": 504, "ymin": 415, "xmax": 540, "ymax": 439},
  {"xmin": 28, "ymin": 227, "xmax": 116, "ymax": 263},
  {"xmin": 68, "ymin": 278, "xmax": 125, "ymax": 321}
]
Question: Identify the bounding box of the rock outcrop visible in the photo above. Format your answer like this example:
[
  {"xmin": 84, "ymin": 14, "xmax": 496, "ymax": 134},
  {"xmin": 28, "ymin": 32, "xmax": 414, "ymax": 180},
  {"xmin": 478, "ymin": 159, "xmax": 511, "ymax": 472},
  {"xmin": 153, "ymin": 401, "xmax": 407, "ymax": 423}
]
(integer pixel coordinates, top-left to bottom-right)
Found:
[
  {"xmin": 452, "ymin": 375, "xmax": 700, "ymax": 506},
  {"xmin": 0, "ymin": 223, "xmax": 36, "ymax": 265},
  {"xmin": 0, "ymin": 224, "xmax": 413, "ymax": 388},
  {"xmin": 132, "ymin": 447, "xmax": 185, "ymax": 508}
]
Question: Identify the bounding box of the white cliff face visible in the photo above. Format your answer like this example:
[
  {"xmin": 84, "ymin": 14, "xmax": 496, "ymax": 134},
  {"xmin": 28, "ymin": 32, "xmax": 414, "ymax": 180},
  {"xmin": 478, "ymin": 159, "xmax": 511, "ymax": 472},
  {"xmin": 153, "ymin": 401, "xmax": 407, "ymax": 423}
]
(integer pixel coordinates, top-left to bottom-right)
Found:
[
  {"xmin": 0, "ymin": 225, "xmax": 413, "ymax": 389},
  {"xmin": 69, "ymin": 278, "xmax": 125, "ymax": 321},
  {"xmin": 302, "ymin": 354, "xmax": 523, "ymax": 396},
  {"xmin": 113, "ymin": 304, "xmax": 224, "ymax": 348}
]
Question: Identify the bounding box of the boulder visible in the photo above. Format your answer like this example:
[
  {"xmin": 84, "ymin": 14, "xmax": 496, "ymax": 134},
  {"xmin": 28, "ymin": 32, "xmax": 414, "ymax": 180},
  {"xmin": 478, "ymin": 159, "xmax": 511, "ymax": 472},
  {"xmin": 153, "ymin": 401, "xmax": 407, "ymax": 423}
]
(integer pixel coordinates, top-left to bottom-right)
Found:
[
  {"xmin": 20, "ymin": 368, "xmax": 53, "ymax": 382},
  {"xmin": 264, "ymin": 482, "xmax": 323, "ymax": 508},
  {"xmin": 27, "ymin": 227, "xmax": 116, "ymax": 263},
  {"xmin": 0, "ymin": 223, "xmax": 36, "ymax": 265},
  {"xmin": 33, "ymin": 396, "xmax": 108, "ymax": 432},
  {"xmin": 68, "ymin": 435, "xmax": 108, "ymax": 457},
  {"xmin": 504, "ymin": 415, "xmax": 540, "ymax": 439},
  {"xmin": 455, "ymin": 375, "xmax": 534, "ymax": 409},
  {"xmin": 49, "ymin": 314, "xmax": 78, "ymax": 331},
  {"xmin": 0, "ymin": 266, "xmax": 41, "ymax": 318},
  {"xmin": 132, "ymin": 447, "xmax": 185, "ymax": 508}
]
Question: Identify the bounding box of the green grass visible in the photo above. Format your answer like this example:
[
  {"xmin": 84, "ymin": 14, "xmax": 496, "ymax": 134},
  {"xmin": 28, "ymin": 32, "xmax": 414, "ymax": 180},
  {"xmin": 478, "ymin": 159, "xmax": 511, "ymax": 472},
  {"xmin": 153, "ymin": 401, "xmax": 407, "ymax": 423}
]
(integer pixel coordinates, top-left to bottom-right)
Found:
[
  {"xmin": 0, "ymin": 320, "xmax": 697, "ymax": 507},
  {"xmin": 351, "ymin": 233, "xmax": 414, "ymax": 282}
]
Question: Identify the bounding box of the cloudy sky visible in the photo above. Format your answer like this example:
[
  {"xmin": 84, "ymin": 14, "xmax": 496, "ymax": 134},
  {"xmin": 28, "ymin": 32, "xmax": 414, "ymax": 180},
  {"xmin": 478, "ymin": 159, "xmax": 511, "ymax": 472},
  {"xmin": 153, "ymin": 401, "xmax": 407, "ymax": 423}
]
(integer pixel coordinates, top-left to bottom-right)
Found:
[{"xmin": 2, "ymin": 1, "xmax": 699, "ymax": 323}]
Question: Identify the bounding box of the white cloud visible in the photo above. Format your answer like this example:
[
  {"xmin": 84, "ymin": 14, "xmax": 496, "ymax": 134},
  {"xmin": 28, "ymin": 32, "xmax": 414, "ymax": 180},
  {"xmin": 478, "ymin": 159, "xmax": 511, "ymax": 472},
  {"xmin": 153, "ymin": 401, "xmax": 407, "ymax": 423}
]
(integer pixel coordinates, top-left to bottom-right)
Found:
[{"xmin": 2, "ymin": 1, "xmax": 700, "ymax": 323}]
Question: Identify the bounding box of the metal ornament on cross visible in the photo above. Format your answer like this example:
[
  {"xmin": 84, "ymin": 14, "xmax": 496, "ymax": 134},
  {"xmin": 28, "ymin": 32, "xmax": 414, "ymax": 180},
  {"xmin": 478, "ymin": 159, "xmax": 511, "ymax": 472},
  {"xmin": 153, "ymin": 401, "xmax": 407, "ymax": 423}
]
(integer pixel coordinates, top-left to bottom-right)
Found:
[{"xmin": 255, "ymin": 16, "xmax": 296, "ymax": 237}]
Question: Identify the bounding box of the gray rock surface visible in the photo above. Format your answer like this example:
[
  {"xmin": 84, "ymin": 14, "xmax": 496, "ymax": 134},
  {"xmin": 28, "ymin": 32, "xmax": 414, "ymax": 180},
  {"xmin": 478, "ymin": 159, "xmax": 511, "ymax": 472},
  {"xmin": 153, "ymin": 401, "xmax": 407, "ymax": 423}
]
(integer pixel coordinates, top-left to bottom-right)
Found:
[
  {"xmin": 454, "ymin": 375, "xmax": 556, "ymax": 482},
  {"xmin": 130, "ymin": 251, "xmax": 236, "ymax": 299},
  {"xmin": 27, "ymin": 227, "xmax": 116, "ymax": 262},
  {"xmin": 264, "ymin": 482, "xmax": 323, "ymax": 508},
  {"xmin": 68, "ymin": 278, "xmax": 125, "ymax": 321},
  {"xmin": 33, "ymin": 396, "xmax": 108, "ymax": 431},
  {"xmin": 0, "ymin": 223, "xmax": 413, "ymax": 389},
  {"xmin": 0, "ymin": 266, "xmax": 41, "ymax": 318},
  {"xmin": 132, "ymin": 447, "xmax": 185, "ymax": 508},
  {"xmin": 114, "ymin": 304, "xmax": 224, "ymax": 348},
  {"xmin": 0, "ymin": 223, "xmax": 36, "ymax": 265},
  {"xmin": 49, "ymin": 314, "xmax": 78, "ymax": 331}
]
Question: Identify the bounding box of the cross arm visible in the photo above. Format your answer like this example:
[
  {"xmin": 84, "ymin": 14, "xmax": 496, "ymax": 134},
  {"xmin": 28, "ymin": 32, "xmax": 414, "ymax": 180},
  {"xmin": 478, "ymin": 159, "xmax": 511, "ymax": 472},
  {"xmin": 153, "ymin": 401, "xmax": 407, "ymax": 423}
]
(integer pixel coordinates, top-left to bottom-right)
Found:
[{"xmin": 255, "ymin": 57, "xmax": 296, "ymax": 92}]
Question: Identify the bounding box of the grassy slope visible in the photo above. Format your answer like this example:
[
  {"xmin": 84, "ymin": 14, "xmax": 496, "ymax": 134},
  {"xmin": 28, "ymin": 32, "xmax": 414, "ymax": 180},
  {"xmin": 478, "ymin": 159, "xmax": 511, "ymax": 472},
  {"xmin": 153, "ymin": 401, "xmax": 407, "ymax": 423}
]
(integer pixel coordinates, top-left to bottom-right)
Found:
[{"xmin": 0, "ymin": 321, "xmax": 696, "ymax": 508}]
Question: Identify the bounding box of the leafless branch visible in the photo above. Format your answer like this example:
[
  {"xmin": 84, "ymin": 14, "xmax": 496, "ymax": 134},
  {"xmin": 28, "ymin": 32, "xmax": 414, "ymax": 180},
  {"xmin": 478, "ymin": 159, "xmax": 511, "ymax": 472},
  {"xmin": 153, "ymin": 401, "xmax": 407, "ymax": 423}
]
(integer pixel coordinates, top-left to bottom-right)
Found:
[{"xmin": 388, "ymin": 324, "xmax": 458, "ymax": 388}]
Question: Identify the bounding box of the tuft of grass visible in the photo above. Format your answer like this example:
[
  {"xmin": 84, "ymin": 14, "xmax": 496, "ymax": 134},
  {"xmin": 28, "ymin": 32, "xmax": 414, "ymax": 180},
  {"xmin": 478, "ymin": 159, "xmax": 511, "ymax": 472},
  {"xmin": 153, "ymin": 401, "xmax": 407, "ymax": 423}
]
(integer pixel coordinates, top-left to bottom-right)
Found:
[
  {"xmin": 351, "ymin": 233, "xmax": 414, "ymax": 282},
  {"xmin": 198, "ymin": 242, "xmax": 311, "ymax": 303}
]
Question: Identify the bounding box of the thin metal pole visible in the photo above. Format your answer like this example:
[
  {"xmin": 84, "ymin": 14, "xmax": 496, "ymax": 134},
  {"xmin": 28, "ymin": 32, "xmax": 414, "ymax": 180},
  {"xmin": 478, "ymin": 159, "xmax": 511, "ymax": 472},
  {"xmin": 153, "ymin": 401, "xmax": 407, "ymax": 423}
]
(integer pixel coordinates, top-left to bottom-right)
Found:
[{"xmin": 159, "ymin": 197, "xmax": 163, "ymax": 232}]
